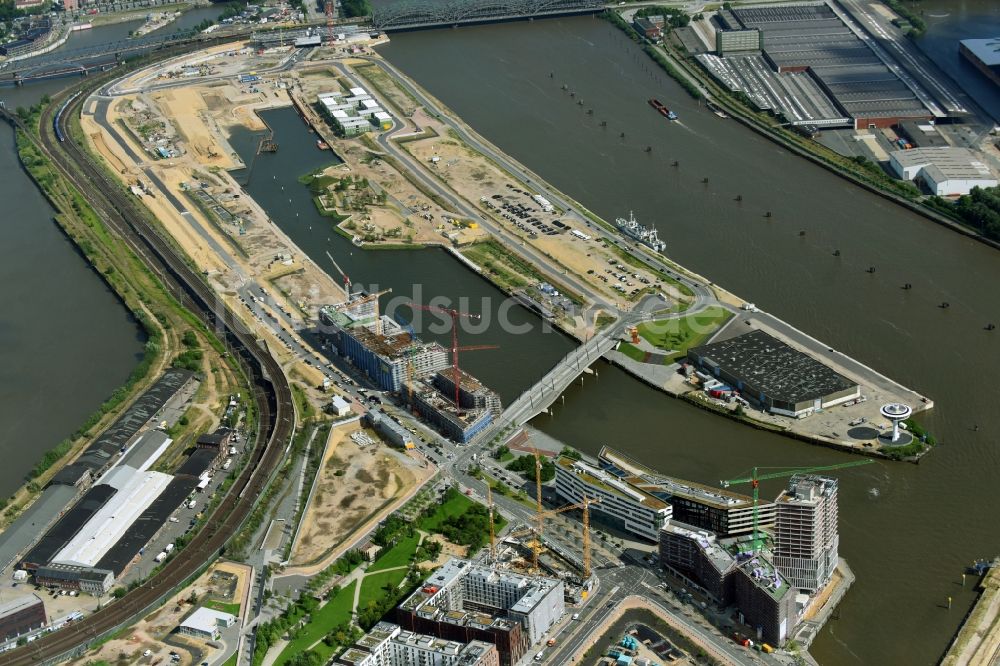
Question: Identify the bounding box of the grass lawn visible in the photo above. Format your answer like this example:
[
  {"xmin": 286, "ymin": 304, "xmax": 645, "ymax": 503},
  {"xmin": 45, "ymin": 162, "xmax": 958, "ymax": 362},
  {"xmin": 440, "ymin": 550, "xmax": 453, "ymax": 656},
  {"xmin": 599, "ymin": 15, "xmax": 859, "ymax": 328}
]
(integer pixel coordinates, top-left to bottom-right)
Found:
[
  {"xmin": 499, "ymin": 451, "xmax": 514, "ymax": 463},
  {"xmin": 417, "ymin": 491, "xmax": 475, "ymax": 532},
  {"xmin": 275, "ymin": 579, "xmax": 357, "ymax": 665},
  {"xmin": 221, "ymin": 655, "xmax": 238, "ymax": 666},
  {"xmin": 462, "ymin": 239, "xmax": 583, "ymax": 305},
  {"xmin": 618, "ymin": 342, "xmax": 648, "ymax": 362},
  {"xmin": 367, "ymin": 532, "xmax": 420, "ymax": 572},
  {"xmin": 358, "ymin": 569, "xmax": 409, "ymax": 610},
  {"xmin": 636, "ymin": 307, "xmax": 733, "ymax": 360},
  {"xmin": 204, "ymin": 599, "xmax": 241, "ymax": 615}
]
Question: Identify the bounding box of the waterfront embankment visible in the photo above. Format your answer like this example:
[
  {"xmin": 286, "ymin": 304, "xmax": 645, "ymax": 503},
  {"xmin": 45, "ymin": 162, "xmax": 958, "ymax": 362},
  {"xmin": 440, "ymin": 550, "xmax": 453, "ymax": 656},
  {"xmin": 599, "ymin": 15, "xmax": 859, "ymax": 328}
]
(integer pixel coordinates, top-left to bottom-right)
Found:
[
  {"xmin": 604, "ymin": 10, "xmax": 1000, "ymax": 253},
  {"xmin": 941, "ymin": 563, "xmax": 1000, "ymax": 666}
]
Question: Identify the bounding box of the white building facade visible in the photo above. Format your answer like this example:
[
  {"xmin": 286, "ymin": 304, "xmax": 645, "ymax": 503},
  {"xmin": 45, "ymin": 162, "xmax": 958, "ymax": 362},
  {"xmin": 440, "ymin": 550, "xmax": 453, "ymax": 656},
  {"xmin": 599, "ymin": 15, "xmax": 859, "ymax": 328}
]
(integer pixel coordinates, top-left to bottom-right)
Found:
[
  {"xmin": 554, "ymin": 457, "xmax": 671, "ymax": 542},
  {"xmin": 773, "ymin": 474, "xmax": 840, "ymax": 592}
]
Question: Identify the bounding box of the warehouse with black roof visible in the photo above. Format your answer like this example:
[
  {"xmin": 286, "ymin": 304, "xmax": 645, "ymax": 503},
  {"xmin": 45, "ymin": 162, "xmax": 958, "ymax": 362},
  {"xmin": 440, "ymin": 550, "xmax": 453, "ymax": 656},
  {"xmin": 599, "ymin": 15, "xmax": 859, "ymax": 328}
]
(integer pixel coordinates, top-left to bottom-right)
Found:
[{"xmin": 688, "ymin": 330, "xmax": 859, "ymax": 417}]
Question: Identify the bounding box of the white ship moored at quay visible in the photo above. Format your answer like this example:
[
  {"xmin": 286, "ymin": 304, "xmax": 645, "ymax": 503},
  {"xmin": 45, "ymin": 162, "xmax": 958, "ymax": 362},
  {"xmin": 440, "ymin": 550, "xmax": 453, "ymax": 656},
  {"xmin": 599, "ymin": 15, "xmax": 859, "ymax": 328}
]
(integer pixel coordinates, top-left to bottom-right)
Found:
[{"xmin": 616, "ymin": 211, "xmax": 665, "ymax": 252}]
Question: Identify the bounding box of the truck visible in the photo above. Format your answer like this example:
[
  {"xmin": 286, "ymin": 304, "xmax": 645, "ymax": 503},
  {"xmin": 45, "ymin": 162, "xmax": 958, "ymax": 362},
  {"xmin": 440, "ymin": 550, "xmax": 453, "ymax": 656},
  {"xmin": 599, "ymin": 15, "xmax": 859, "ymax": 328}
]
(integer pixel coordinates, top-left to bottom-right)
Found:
[{"xmin": 154, "ymin": 552, "xmax": 167, "ymax": 563}]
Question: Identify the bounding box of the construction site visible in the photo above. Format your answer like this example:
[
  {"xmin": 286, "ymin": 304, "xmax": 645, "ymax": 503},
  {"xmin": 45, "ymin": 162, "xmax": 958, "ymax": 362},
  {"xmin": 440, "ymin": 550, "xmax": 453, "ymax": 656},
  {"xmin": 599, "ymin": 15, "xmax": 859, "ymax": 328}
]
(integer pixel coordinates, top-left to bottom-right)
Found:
[
  {"xmin": 289, "ymin": 421, "xmax": 433, "ymax": 569},
  {"xmin": 320, "ymin": 293, "xmax": 503, "ymax": 443}
]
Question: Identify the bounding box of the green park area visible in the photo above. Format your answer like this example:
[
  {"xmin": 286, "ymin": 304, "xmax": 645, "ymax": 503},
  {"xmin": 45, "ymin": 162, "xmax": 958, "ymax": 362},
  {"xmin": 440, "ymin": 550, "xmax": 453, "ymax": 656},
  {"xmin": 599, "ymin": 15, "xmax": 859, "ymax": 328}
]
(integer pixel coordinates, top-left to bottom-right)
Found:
[
  {"xmin": 204, "ymin": 599, "xmax": 241, "ymax": 615},
  {"xmin": 359, "ymin": 568, "xmax": 411, "ymax": 610},
  {"xmin": 259, "ymin": 488, "xmax": 506, "ymax": 665},
  {"xmin": 620, "ymin": 306, "xmax": 733, "ymax": 364},
  {"xmin": 367, "ymin": 532, "xmax": 421, "ymax": 572},
  {"xmin": 272, "ymin": 580, "xmax": 358, "ymax": 666}
]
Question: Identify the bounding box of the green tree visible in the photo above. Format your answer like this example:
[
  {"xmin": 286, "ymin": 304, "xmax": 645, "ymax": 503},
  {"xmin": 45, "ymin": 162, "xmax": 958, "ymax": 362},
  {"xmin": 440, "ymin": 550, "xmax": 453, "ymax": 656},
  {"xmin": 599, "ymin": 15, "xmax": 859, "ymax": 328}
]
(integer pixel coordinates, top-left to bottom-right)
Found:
[{"xmin": 341, "ymin": 0, "xmax": 372, "ymax": 18}]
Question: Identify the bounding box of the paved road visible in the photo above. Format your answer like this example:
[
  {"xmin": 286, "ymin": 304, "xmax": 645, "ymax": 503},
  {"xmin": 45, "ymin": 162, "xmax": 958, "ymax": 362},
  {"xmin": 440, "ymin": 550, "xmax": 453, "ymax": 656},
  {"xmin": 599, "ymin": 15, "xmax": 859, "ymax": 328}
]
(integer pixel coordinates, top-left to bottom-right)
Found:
[
  {"xmin": 81, "ymin": 47, "xmax": 780, "ymax": 666},
  {"xmin": 542, "ymin": 564, "xmax": 762, "ymax": 666}
]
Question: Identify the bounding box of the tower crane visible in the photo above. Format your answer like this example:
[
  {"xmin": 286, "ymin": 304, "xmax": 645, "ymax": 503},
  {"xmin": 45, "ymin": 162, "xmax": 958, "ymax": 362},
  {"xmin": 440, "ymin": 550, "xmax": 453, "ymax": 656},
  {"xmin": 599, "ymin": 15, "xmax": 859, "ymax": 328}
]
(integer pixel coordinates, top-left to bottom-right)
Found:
[
  {"xmin": 325, "ymin": 0, "xmax": 335, "ymax": 45},
  {"xmin": 410, "ymin": 303, "xmax": 497, "ymax": 407},
  {"xmin": 533, "ymin": 449, "xmax": 544, "ymax": 573},
  {"xmin": 512, "ymin": 494, "xmax": 601, "ymax": 578},
  {"xmin": 721, "ymin": 459, "xmax": 874, "ymax": 553},
  {"xmin": 325, "ymin": 250, "xmax": 352, "ymax": 295}
]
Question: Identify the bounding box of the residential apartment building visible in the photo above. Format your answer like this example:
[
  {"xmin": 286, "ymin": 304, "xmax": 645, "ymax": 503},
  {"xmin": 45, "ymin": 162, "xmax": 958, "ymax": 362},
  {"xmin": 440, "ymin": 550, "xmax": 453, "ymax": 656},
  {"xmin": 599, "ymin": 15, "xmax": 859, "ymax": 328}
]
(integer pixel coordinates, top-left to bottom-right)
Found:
[
  {"xmin": 395, "ymin": 559, "xmax": 563, "ymax": 665},
  {"xmin": 773, "ymin": 474, "xmax": 839, "ymax": 592},
  {"xmin": 336, "ymin": 622, "xmax": 499, "ymax": 666}
]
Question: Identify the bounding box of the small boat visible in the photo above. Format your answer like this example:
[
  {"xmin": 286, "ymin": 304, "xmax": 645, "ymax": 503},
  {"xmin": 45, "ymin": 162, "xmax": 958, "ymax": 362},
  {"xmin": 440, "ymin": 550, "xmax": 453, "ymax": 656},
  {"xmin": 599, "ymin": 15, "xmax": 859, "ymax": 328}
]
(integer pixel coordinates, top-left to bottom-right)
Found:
[
  {"xmin": 316, "ymin": 139, "xmax": 329, "ymax": 150},
  {"xmin": 648, "ymin": 98, "xmax": 678, "ymax": 120},
  {"xmin": 706, "ymin": 100, "xmax": 729, "ymax": 118}
]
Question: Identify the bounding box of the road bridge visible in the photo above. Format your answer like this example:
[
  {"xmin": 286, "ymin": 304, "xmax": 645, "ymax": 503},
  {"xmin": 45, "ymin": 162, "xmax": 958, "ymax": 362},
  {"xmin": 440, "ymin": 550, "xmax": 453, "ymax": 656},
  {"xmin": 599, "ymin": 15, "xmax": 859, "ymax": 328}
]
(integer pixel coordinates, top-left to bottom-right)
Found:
[
  {"xmin": 371, "ymin": 0, "xmax": 605, "ymax": 32},
  {"xmin": 0, "ymin": 24, "xmax": 268, "ymax": 84}
]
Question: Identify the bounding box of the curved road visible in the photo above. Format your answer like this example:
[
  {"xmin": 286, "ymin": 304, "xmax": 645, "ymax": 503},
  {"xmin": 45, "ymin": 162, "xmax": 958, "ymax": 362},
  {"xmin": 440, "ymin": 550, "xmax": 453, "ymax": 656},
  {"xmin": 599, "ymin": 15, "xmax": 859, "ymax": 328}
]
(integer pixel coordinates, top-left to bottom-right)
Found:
[{"xmin": 2, "ymin": 53, "xmax": 295, "ymax": 666}]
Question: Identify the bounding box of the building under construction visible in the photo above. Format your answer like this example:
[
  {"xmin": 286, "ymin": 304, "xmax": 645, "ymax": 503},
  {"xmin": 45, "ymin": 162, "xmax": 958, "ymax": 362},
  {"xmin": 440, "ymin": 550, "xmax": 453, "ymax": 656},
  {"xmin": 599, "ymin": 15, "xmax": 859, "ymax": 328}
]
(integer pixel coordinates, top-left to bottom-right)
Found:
[
  {"xmin": 320, "ymin": 299, "xmax": 449, "ymax": 393},
  {"xmin": 321, "ymin": 296, "xmax": 502, "ymax": 442},
  {"xmin": 413, "ymin": 368, "xmax": 502, "ymax": 443},
  {"xmin": 555, "ymin": 446, "xmax": 775, "ymax": 540}
]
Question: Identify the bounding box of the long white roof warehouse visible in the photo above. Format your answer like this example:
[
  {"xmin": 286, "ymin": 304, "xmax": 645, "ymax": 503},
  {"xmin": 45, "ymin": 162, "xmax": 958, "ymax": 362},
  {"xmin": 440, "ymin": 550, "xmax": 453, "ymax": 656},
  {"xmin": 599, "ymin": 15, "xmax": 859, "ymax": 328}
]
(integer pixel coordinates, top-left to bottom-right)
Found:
[{"xmin": 51, "ymin": 466, "xmax": 173, "ymax": 568}]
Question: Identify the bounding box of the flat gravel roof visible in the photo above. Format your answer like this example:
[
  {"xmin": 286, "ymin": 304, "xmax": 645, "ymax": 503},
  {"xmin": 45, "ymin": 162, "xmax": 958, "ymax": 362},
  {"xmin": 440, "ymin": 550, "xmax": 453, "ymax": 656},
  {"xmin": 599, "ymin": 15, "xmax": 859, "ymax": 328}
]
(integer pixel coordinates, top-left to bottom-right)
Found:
[{"xmin": 689, "ymin": 330, "xmax": 856, "ymax": 406}]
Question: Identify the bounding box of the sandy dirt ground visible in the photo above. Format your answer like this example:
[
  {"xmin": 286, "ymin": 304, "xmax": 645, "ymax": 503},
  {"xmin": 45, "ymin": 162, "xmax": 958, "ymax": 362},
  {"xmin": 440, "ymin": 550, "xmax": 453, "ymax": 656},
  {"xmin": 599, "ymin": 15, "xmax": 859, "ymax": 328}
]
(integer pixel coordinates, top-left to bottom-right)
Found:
[
  {"xmin": 423, "ymin": 533, "xmax": 469, "ymax": 566},
  {"xmin": 150, "ymin": 87, "xmax": 242, "ymax": 170},
  {"xmin": 339, "ymin": 63, "xmax": 673, "ymax": 307},
  {"xmin": 69, "ymin": 561, "xmax": 249, "ymax": 666},
  {"xmin": 81, "ymin": 49, "xmax": 357, "ymax": 405},
  {"xmin": 291, "ymin": 424, "xmax": 432, "ymax": 567}
]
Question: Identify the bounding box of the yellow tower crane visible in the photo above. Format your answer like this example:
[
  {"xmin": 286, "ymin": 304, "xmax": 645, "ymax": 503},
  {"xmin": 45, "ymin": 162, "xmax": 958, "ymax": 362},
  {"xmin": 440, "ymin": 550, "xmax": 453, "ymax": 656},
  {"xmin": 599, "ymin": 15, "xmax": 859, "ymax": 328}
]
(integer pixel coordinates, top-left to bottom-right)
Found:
[
  {"xmin": 533, "ymin": 448, "xmax": 545, "ymax": 573},
  {"xmin": 514, "ymin": 497, "xmax": 601, "ymax": 578}
]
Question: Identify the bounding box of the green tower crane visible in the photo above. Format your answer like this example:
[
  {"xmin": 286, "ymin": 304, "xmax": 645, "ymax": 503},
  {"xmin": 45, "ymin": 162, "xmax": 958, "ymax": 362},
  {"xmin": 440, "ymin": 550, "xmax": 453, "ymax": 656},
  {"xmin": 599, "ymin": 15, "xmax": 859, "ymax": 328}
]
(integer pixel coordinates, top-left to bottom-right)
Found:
[{"xmin": 721, "ymin": 459, "xmax": 875, "ymax": 553}]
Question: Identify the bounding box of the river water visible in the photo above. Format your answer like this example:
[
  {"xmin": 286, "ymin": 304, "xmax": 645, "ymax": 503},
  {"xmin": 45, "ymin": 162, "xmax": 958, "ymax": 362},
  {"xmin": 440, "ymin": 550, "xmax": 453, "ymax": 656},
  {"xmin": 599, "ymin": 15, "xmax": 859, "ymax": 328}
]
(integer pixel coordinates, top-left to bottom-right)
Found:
[
  {"xmin": 228, "ymin": 109, "xmax": 575, "ymax": 403},
  {"xmin": 2, "ymin": 1, "xmax": 999, "ymax": 662},
  {"xmin": 373, "ymin": 11, "xmax": 1000, "ymax": 665},
  {"xmin": 0, "ymin": 5, "xmax": 227, "ymax": 498}
]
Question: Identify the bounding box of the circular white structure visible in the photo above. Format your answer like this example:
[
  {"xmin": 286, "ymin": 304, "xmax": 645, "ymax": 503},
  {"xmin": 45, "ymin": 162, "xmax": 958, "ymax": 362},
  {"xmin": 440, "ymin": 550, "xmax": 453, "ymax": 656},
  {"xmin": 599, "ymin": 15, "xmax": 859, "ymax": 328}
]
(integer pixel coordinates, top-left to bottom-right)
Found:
[{"xmin": 880, "ymin": 403, "xmax": 913, "ymax": 443}]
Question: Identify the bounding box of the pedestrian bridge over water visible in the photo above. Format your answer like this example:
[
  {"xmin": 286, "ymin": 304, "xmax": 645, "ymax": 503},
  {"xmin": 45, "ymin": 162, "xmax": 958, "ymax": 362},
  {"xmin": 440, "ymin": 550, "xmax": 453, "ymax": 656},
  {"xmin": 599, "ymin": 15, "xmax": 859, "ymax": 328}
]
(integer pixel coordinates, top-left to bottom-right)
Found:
[
  {"xmin": 371, "ymin": 0, "xmax": 605, "ymax": 32},
  {"xmin": 477, "ymin": 325, "xmax": 620, "ymax": 443}
]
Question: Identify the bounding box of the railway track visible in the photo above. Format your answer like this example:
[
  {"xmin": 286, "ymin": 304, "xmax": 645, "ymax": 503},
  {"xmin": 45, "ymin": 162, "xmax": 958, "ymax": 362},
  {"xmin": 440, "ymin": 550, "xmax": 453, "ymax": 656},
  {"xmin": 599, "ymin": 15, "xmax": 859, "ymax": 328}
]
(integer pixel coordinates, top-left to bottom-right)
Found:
[{"xmin": 2, "ymin": 61, "xmax": 295, "ymax": 665}]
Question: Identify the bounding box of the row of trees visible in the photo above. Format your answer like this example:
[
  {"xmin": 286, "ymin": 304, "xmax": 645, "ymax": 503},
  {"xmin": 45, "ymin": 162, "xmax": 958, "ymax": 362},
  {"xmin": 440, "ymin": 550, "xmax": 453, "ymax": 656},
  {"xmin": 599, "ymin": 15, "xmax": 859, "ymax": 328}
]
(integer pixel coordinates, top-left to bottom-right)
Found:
[
  {"xmin": 954, "ymin": 186, "xmax": 1000, "ymax": 242},
  {"xmin": 253, "ymin": 592, "xmax": 323, "ymax": 664},
  {"xmin": 635, "ymin": 6, "xmax": 690, "ymax": 29},
  {"xmin": 506, "ymin": 454, "xmax": 555, "ymax": 483}
]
